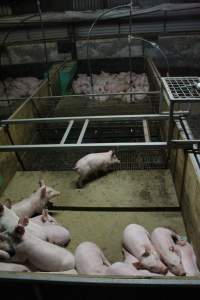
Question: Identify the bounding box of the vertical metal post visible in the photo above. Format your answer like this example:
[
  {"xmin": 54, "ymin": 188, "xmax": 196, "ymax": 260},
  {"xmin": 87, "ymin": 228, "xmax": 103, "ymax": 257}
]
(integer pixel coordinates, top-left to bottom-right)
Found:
[
  {"xmin": 77, "ymin": 119, "xmax": 89, "ymax": 144},
  {"xmin": 4, "ymin": 125, "xmax": 25, "ymax": 170},
  {"xmin": 128, "ymin": 1, "xmax": 133, "ymax": 102},
  {"xmin": 36, "ymin": 0, "xmax": 51, "ymax": 96},
  {"xmin": 143, "ymin": 120, "xmax": 151, "ymax": 142},
  {"xmin": 166, "ymin": 100, "xmax": 175, "ymax": 166},
  {"xmin": 159, "ymin": 85, "xmax": 164, "ymax": 113},
  {"xmin": 32, "ymin": 284, "xmax": 43, "ymax": 300}
]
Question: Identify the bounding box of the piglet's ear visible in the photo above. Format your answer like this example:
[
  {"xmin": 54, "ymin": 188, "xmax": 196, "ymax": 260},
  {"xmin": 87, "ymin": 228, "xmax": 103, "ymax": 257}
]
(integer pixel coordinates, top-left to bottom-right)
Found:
[
  {"xmin": 42, "ymin": 209, "xmax": 48, "ymax": 222},
  {"xmin": 109, "ymin": 150, "xmax": 115, "ymax": 157},
  {"xmin": 14, "ymin": 225, "xmax": 25, "ymax": 237},
  {"xmin": 39, "ymin": 180, "xmax": 45, "ymax": 187},
  {"xmin": 18, "ymin": 216, "xmax": 29, "ymax": 227},
  {"xmin": 40, "ymin": 186, "xmax": 46, "ymax": 199},
  {"xmin": 133, "ymin": 261, "xmax": 142, "ymax": 269},
  {"xmin": 0, "ymin": 203, "xmax": 4, "ymax": 216},
  {"xmin": 142, "ymin": 250, "xmax": 150, "ymax": 257},
  {"xmin": 4, "ymin": 198, "xmax": 12, "ymax": 209}
]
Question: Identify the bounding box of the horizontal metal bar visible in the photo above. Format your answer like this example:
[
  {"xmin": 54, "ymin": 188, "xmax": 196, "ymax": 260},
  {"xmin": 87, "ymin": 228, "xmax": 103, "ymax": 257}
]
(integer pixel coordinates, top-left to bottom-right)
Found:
[
  {"xmin": 0, "ymin": 114, "xmax": 186, "ymax": 125},
  {"xmin": 0, "ymin": 142, "xmax": 167, "ymax": 152},
  {"xmin": 162, "ymin": 110, "xmax": 189, "ymax": 115},
  {"xmin": 0, "ymin": 97, "xmax": 26, "ymax": 101},
  {"xmin": 0, "ymin": 271, "xmax": 200, "ymax": 286},
  {"xmin": 0, "ymin": 140, "xmax": 199, "ymax": 152},
  {"xmin": 172, "ymin": 99, "xmax": 200, "ymax": 103},
  {"xmin": 60, "ymin": 120, "xmax": 74, "ymax": 144},
  {"xmin": 170, "ymin": 140, "xmax": 200, "ymax": 147},
  {"xmin": 77, "ymin": 119, "xmax": 89, "ymax": 144},
  {"xmin": 0, "ymin": 91, "xmax": 161, "ymax": 102}
]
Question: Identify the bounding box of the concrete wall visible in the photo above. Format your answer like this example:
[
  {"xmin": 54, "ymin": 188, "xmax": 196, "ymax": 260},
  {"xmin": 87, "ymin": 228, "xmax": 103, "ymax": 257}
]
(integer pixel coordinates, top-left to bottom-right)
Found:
[
  {"xmin": 1, "ymin": 42, "xmax": 71, "ymax": 65},
  {"xmin": 2, "ymin": 34, "xmax": 199, "ymax": 70}
]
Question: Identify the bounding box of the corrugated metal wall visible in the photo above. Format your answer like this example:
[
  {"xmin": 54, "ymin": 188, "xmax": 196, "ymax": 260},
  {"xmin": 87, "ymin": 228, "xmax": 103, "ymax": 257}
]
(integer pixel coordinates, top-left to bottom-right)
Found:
[
  {"xmin": 9, "ymin": 0, "xmax": 196, "ymax": 14},
  {"xmin": 73, "ymin": 0, "xmax": 104, "ymax": 10},
  {"xmin": 72, "ymin": 0, "xmax": 130, "ymax": 10},
  {"xmin": 0, "ymin": 4, "xmax": 12, "ymax": 16}
]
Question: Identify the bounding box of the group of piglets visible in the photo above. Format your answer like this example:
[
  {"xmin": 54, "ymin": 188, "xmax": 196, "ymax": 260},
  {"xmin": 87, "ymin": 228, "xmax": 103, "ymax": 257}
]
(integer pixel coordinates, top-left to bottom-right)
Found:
[
  {"xmin": 0, "ymin": 180, "xmax": 75, "ymax": 273},
  {"xmin": 72, "ymin": 71, "xmax": 149, "ymax": 103},
  {"xmin": 0, "ymin": 180, "xmax": 199, "ymax": 276},
  {"xmin": 0, "ymin": 77, "xmax": 41, "ymax": 103},
  {"xmin": 75, "ymin": 224, "xmax": 199, "ymax": 277}
]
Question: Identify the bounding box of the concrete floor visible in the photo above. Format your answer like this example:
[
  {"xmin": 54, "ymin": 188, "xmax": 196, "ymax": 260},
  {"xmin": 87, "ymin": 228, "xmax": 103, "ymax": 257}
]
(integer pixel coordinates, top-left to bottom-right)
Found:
[
  {"xmin": 0, "ymin": 169, "xmax": 185, "ymax": 263},
  {"xmin": 0, "ymin": 170, "xmax": 178, "ymax": 208},
  {"xmin": 53, "ymin": 210, "xmax": 185, "ymax": 263}
]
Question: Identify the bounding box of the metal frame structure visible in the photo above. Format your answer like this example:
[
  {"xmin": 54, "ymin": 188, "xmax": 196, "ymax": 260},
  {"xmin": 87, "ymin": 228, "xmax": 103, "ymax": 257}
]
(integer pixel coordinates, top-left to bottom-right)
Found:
[
  {"xmin": 86, "ymin": 0, "xmax": 170, "ymax": 102},
  {"xmin": 0, "ymin": 111, "xmax": 199, "ymax": 153},
  {"xmin": 0, "ymin": 1, "xmax": 199, "ymax": 162},
  {"xmin": 0, "ymin": 3, "xmax": 200, "ymax": 295},
  {"xmin": 160, "ymin": 77, "xmax": 200, "ymax": 163}
]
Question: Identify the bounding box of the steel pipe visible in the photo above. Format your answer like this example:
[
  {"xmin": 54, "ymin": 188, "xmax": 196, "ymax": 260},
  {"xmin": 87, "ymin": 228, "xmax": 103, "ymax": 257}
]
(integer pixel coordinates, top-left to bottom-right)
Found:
[{"xmin": 0, "ymin": 113, "xmax": 187, "ymax": 126}]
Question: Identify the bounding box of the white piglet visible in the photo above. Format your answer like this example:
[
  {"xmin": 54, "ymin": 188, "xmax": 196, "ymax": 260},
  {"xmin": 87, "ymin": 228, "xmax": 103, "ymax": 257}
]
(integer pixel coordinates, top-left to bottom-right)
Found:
[
  {"xmin": 0, "ymin": 262, "xmax": 30, "ymax": 272},
  {"xmin": 74, "ymin": 150, "xmax": 120, "ymax": 188},
  {"xmin": 122, "ymin": 224, "xmax": 168, "ymax": 274},
  {"xmin": 12, "ymin": 180, "xmax": 60, "ymax": 218},
  {"xmin": 106, "ymin": 248, "xmax": 163, "ymax": 277},
  {"xmin": 175, "ymin": 242, "xmax": 200, "ymax": 276},
  {"xmin": 151, "ymin": 227, "xmax": 186, "ymax": 276},
  {"xmin": 7, "ymin": 219, "xmax": 75, "ymax": 272},
  {"xmin": 31, "ymin": 209, "xmax": 71, "ymax": 246},
  {"xmin": 75, "ymin": 241, "xmax": 111, "ymax": 275}
]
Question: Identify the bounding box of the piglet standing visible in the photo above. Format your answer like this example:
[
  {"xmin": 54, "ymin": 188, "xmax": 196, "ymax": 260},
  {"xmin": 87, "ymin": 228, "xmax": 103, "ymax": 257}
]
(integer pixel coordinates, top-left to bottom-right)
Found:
[
  {"xmin": 74, "ymin": 150, "xmax": 120, "ymax": 188},
  {"xmin": 122, "ymin": 224, "xmax": 167, "ymax": 274},
  {"xmin": 12, "ymin": 180, "xmax": 60, "ymax": 218},
  {"xmin": 151, "ymin": 227, "xmax": 186, "ymax": 276},
  {"xmin": 75, "ymin": 241, "xmax": 111, "ymax": 275},
  {"xmin": 176, "ymin": 242, "xmax": 200, "ymax": 276}
]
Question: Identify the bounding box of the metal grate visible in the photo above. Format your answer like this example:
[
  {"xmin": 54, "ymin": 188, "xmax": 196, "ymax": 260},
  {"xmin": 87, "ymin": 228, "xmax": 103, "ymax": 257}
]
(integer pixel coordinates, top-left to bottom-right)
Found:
[
  {"xmin": 24, "ymin": 149, "xmax": 166, "ymax": 171},
  {"xmin": 23, "ymin": 119, "xmax": 165, "ymax": 171},
  {"xmin": 188, "ymin": 115, "xmax": 200, "ymax": 140},
  {"xmin": 162, "ymin": 77, "xmax": 200, "ymax": 101}
]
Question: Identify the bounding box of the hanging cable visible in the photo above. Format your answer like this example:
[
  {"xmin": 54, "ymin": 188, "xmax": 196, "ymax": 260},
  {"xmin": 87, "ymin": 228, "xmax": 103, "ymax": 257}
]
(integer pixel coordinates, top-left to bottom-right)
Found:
[
  {"xmin": 86, "ymin": 1, "xmax": 170, "ymax": 102},
  {"xmin": 86, "ymin": 4, "xmax": 130, "ymax": 97},
  {"xmin": 36, "ymin": 0, "xmax": 51, "ymax": 95},
  {"xmin": 129, "ymin": 36, "xmax": 170, "ymax": 76},
  {"xmin": 36, "ymin": 0, "xmax": 48, "ymax": 65}
]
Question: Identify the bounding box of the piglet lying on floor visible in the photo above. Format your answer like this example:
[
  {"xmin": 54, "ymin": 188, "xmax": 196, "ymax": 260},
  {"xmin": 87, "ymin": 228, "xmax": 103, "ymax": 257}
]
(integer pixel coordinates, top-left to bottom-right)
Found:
[
  {"xmin": 122, "ymin": 224, "xmax": 168, "ymax": 274},
  {"xmin": 31, "ymin": 209, "xmax": 71, "ymax": 246},
  {"xmin": 0, "ymin": 262, "xmax": 30, "ymax": 272},
  {"xmin": 75, "ymin": 241, "xmax": 111, "ymax": 275},
  {"xmin": 175, "ymin": 242, "xmax": 200, "ymax": 276},
  {"xmin": 151, "ymin": 227, "xmax": 186, "ymax": 276},
  {"xmin": 106, "ymin": 248, "xmax": 163, "ymax": 277},
  {"xmin": 74, "ymin": 150, "xmax": 120, "ymax": 188},
  {"xmin": 3, "ymin": 218, "xmax": 75, "ymax": 272},
  {"xmin": 0, "ymin": 203, "xmax": 70, "ymax": 246},
  {"xmin": 11, "ymin": 180, "xmax": 60, "ymax": 218}
]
